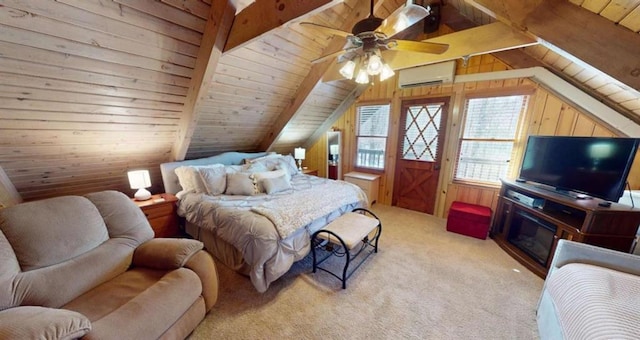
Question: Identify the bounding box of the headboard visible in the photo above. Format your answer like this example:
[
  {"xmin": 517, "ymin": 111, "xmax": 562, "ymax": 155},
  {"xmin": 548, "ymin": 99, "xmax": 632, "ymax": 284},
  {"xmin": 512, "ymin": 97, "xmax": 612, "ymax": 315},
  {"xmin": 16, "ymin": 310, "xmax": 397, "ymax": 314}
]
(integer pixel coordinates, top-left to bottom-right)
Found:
[{"xmin": 159, "ymin": 151, "xmax": 271, "ymax": 194}]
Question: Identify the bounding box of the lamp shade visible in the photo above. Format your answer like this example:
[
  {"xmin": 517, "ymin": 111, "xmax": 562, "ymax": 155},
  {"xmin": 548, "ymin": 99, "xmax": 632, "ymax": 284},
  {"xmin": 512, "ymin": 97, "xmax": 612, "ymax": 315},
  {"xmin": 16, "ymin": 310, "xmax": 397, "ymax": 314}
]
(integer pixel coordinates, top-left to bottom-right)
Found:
[
  {"xmin": 127, "ymin": 170, "xmax": 152, "ymax": 200},
  {"xmin": 330, "ymin": 144, "xmax": 339, "ymax": 155},
  {"xmin": 294, "ymin": 147, "xmax": 306, "ymax": 160}
]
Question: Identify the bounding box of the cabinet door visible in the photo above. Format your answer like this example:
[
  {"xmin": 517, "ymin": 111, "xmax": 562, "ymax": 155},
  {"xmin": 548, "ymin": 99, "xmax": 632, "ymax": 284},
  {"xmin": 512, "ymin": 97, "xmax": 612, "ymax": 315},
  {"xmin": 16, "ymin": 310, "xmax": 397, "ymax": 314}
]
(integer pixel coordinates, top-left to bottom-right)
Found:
[{"xmin": 492, "ymin": 200, "xmax": 513, "ymax": 237}]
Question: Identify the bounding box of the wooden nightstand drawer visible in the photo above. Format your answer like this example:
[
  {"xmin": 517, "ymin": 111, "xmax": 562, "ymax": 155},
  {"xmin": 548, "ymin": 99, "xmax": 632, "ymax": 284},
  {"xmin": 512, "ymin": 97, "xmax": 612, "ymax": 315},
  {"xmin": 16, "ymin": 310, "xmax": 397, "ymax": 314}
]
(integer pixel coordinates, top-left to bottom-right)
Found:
[
  {"xmin": 141, "ymin": 203, "xmax": 173, "ymax": 220},
  {"xmin": 133, "ymin": 193, "xmax": 179, "ymax": 238}
]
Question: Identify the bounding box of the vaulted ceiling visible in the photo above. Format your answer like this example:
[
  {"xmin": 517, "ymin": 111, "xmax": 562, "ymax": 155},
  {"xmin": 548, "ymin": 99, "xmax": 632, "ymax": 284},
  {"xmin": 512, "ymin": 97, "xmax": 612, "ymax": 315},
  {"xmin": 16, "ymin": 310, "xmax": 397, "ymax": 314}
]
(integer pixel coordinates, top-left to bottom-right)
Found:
[{"xmin": 1, "ymin": 0, "xmax": 640, "ymax": 200}]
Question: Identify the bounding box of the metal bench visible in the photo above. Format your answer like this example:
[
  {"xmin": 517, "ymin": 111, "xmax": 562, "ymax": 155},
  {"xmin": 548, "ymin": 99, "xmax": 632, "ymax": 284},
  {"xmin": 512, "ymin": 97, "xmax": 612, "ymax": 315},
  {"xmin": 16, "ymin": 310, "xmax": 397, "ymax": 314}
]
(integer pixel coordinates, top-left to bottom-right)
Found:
[{"xmin": 311, "ymin": 208, "xmax": 381, "ymax": 289}]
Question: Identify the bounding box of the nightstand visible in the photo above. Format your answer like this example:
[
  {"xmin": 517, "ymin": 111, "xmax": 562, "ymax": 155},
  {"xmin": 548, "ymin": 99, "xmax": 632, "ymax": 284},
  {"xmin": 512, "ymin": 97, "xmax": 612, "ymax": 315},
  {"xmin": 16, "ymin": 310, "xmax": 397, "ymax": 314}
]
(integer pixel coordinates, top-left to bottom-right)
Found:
[
  {"xmin": 344, "ymin": 172, "xmax": 380, "ymax": 206},
  {"xmin": 132, "ymin": 193, "xmax": 179, "ymax": 238},
  {"xmin": 302, "ymin": 169, "xmax": 318, "ymax": 176}
]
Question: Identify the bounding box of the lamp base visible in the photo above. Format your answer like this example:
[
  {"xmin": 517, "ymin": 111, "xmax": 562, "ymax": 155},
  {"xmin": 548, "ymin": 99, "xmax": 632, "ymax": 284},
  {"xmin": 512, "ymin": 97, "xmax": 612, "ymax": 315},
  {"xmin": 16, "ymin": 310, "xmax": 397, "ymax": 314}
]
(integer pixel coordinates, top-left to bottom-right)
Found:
[
  {"xmin": 134, "ymin": 188, "xmax": 152, "ymax": 201},
  {"xmin": 297, "ymin": 159, "xmax": 303, "ymax": 171}
]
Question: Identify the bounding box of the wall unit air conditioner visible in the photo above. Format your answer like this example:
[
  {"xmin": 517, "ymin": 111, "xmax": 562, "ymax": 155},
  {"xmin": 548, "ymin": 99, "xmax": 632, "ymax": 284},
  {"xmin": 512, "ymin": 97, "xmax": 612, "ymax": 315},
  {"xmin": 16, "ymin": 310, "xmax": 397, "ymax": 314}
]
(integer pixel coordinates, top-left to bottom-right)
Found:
[{"xmin": 398, "ymin": 61, "xmax": 456, "ymax": 88}]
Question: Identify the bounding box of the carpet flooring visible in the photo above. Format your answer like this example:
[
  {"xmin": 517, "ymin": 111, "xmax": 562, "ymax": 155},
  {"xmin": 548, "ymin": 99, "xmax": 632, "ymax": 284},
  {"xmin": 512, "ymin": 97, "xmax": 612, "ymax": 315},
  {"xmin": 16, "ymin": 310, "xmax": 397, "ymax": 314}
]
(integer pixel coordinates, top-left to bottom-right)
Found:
[{"xmin": 189, "ymin": 204, "xmax": 544, "ymax": 339}]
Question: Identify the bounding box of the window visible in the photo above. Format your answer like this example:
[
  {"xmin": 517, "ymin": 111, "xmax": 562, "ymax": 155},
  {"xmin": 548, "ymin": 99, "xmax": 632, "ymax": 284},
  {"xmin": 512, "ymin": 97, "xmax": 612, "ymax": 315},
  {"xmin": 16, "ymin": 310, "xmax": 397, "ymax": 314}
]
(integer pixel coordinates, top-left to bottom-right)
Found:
[
  {"xmin": 455, "ymin": 94, "xmax": 529, "ymax": 183},
  {"xmin": 356, "ymin": 104, "xmax": 390, "ymax": 170}
]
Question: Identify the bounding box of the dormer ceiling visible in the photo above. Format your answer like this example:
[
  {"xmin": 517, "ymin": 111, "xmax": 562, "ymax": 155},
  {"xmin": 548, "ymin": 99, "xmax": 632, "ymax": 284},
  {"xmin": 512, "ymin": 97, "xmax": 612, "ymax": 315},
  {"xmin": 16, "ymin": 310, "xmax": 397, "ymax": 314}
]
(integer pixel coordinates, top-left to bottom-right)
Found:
[{"xmin": 2, "ymin": 0, "xmax": 640, "ymax": 201}]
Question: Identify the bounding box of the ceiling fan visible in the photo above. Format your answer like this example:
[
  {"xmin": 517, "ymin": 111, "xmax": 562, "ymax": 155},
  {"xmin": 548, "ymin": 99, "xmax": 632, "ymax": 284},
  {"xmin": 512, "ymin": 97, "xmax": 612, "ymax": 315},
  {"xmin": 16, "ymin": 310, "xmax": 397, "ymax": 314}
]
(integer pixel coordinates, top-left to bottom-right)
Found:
[{"xmin": 300, "ymin": 0, "xmax": 449, "ymax": 83}]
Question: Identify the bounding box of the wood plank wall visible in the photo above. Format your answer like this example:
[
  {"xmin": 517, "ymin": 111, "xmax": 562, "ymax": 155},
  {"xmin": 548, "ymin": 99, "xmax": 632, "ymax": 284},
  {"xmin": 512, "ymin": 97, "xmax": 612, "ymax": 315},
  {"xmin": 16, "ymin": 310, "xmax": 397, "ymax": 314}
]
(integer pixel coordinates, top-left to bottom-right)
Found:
[
  {"xmin": 0, "ymin": 0, "xmax": 209, "ymax": 201},
  {"xmin": 307, "ymin": 53, "xmax": 639, "ymax": 218}
]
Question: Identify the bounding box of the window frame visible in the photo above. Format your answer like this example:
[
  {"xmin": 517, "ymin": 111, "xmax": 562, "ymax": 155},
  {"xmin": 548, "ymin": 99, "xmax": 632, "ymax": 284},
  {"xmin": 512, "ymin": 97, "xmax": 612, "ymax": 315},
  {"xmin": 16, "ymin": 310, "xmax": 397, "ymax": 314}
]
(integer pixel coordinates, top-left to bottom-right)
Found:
[
  {"xmin": 453, "ymin": 89, "xmax": 532, "ymax": 186},
  {"xmin": 354, "ymin": 102, "xmax": 391, "ymax": 173}
]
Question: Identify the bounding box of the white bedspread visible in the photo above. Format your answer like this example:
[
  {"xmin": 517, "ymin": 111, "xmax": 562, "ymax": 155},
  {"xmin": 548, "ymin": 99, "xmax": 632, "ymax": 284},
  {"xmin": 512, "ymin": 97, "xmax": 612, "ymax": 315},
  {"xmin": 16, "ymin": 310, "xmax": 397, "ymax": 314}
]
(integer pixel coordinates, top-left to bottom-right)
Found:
[
  {"xmin": 177, "ymin": 174, "xmax": 367, "ymax": 292},
  {"xmin": 252, "ymin": 180, "xmax": 364, "ymax": 239}
]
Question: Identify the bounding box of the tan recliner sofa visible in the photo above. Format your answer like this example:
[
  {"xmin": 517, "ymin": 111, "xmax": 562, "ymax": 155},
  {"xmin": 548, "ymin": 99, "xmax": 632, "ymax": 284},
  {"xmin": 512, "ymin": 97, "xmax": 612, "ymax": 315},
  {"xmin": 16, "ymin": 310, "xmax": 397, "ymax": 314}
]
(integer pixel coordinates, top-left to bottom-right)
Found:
[{"xmin": 0, "ymin": 190, "xmax": 218, "ymax": 339}]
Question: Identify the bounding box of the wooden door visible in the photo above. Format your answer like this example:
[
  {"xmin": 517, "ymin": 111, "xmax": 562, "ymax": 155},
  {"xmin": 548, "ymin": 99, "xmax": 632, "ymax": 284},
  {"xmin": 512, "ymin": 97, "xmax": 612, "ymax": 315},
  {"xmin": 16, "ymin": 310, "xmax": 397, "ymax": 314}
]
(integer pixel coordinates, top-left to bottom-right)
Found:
[{"xmin": 392, "ymin": 97, "xmax": 449, "ymax": 214}]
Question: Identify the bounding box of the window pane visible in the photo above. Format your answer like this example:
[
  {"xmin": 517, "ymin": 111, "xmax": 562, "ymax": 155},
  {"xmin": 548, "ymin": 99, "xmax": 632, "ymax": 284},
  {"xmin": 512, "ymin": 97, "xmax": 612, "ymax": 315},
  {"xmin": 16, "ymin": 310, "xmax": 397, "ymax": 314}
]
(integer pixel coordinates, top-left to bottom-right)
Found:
[
  {"xmin": 463, "ymin": 96, "xmax": 524, "ymax": 139},
  {"xmin": 358, "ymin": 105, "xmax": 390, "ymax": 137},
  {"xmin": 402, "ymin": 104, "xmax": 442, "ymax": 162},
  {"xmin": 357, "ymin": 137, "xmax": 386, "ymax": 169},
  {"xmin": 456, "ymin": 141, "xmax": 514, "ymax": 181}
]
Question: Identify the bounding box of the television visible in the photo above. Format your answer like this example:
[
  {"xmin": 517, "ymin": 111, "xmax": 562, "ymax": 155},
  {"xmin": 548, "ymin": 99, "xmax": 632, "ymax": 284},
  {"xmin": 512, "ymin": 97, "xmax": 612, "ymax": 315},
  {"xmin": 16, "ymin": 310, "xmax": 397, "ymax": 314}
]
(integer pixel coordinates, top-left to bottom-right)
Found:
[{"xmin": 518, "ymin": 136, "xmax": 640, "ymax": 202}]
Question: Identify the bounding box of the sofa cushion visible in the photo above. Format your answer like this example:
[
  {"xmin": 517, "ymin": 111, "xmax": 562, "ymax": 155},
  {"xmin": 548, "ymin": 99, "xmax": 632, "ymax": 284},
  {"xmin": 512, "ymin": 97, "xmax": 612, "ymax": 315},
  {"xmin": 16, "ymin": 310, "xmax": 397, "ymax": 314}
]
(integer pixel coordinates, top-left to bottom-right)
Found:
[
  {"xmin": 85, "ymin": 191, "xmax": 153, "ymax": 243},
  {"xmin": 63, "ymin": 268, "xmax": 202, "ymax": 339},
  {"xmin": 546, "ymin": 263, "xmax": 640, "ymax": 339},
  {"xmin": 0, "ymin": 306, "xmax": 91, "ymax": 340},
  {"xmin": 0, "ymin": 196, "xmax": 108, "ymax": 271}
]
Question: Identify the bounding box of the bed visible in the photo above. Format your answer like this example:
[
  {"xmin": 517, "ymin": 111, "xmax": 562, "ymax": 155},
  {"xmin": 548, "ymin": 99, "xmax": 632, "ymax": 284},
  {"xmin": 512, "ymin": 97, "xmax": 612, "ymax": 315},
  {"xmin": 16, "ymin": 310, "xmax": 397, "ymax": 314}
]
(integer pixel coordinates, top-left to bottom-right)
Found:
[{"xmin": 160, "ymin": 152, "xmax": 367, "ymax": 292}]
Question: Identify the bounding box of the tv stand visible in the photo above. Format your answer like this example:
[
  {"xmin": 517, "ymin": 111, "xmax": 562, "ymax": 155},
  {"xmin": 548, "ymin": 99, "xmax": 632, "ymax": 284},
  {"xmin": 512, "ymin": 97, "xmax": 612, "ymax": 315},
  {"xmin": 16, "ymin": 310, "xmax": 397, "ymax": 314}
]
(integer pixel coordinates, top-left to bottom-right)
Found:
[{"xmin": 492, "ymin": 179, "xmax": 640, "ymax": 278}]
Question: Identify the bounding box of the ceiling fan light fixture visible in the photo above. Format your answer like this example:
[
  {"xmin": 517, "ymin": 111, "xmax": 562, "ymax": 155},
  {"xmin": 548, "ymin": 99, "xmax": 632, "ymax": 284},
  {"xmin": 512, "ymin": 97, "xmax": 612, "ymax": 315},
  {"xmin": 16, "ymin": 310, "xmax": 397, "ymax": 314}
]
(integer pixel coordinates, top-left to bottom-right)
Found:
[
  {"xmin": 366, "ymin": 53, "xmax": 383, "ymax": 75},
  {"xmin": 339, "ymin": 60, "xmax": 357, "ymax": 79},
  {"xmin": 355, "ymin": 68, "xmax": 370, "ymax": 84},
  {"xmin": 379, "ymin": 64, "xmax": 395, "ymax": 82}
]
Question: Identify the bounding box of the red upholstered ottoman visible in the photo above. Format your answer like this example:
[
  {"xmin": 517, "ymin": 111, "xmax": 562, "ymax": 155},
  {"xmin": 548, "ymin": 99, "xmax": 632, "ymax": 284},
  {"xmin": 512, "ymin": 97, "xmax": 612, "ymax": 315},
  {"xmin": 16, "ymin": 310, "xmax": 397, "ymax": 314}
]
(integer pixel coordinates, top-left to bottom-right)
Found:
[{"xmin": 446, "ymin": 201, "xmax": 492, "ymax": 240}]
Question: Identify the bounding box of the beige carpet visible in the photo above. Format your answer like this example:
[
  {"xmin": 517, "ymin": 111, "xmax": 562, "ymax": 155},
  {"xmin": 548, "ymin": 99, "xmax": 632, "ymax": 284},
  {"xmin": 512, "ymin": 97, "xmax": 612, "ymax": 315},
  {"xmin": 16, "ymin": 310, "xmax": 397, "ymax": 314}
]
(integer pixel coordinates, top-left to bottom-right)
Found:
[{"xmin": 189, "ymin": 204, "xmax": 544, "ymax": 339}]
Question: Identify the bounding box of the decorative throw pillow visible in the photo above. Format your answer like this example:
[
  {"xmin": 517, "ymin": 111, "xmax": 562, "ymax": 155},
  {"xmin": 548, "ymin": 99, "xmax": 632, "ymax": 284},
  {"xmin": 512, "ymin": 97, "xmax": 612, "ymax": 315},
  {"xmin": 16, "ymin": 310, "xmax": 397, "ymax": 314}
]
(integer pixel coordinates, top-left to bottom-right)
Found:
[
  {"xmin": 262, "ymin": 174, "xmax": 292, "ymax": 195},
  {"xmin": 224, "ymin": 165, "xmax": 244, "ymax": 174},
  {"xmin": 253, "ymin": 169, "xmax": 287, "ymax": 193},
  {"xmin": 198, "ymin": 166, "xmax": 227, "ymax": 195},
  {"xmin": 175, "ymin": 164, "xmax": 223, "ymax": 193},
  {"xmin": 224, "ymin": 172, "xmax": 256, "ymax": 196},
  {"xmin": 279, "ymin": 154, "xmax": 300, "ymax": 175}
]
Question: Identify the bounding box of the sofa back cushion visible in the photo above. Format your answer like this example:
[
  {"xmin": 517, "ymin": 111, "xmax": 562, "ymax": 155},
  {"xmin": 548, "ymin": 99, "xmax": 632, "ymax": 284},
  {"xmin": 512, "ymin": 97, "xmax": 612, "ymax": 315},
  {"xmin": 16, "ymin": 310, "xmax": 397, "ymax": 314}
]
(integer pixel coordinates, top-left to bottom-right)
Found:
[
  {"xmin": 0, "ymin": 196, "xmax": 108, "ymax": 271},
  {"xmin": 0, "ymin": 191, "xmax": 154, "ymax": 309}
]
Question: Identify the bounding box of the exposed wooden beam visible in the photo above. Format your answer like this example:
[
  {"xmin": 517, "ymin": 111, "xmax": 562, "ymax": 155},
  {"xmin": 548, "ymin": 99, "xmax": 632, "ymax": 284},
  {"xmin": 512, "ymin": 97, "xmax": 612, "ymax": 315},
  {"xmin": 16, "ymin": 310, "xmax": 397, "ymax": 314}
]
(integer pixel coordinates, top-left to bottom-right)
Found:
[
  {"xmin": 258, "ymin": 0, "xmax": 378, "ymax": 151},
  {"xmin": 525, "ymin": 1, "xmax": 640, "ymax": 92},
  {"xmin": 322, "ymin": 21, "xmax": 537, "ymax": 81},
  {"xmin": 467, "ymin": 0, "xmax": 640, "ymax": 92},
  {"xmin": 172, "ymin": 0, "xmax": 235, "ymax": 160},
  {"xmin": 224, "ymin": 0, "xmax": 342, "ymax": 53}
]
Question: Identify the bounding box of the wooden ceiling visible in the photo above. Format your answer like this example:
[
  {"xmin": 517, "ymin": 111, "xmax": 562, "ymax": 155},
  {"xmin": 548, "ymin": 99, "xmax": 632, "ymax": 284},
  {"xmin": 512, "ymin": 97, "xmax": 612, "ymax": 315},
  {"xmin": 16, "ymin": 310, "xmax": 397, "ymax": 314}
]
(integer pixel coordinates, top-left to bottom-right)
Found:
[{"xmin": 1, "ymin": 0, "xmax": 640, "ymax": 200}]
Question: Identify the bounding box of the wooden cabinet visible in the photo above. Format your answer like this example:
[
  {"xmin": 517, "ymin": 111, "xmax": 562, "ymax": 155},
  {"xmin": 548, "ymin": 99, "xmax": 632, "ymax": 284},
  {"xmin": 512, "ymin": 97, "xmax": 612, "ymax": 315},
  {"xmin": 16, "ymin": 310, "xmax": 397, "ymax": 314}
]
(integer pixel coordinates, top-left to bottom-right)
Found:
[
  {"xmin": 344, "ymin": 172, "xmax": 380, "ymax": 206},
  {"xmin": 133, "ymin": 193, "xmax": 179, "ymax": 238},
  {"xmin": 492, "ymin": 180, "xmax": 640, "ymax": 278},
  {"xmin": 303, "ymin": 168, "xmax": 318, "ymax": 176}
]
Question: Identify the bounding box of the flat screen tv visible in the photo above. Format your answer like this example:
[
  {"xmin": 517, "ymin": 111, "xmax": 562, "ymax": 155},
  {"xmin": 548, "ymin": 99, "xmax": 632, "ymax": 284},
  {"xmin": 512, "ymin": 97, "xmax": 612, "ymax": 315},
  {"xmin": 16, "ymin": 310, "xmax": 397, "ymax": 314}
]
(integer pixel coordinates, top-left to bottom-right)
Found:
[{"xmin": 518, "ymin": 136, "xmax": 640, "ymax": 202}]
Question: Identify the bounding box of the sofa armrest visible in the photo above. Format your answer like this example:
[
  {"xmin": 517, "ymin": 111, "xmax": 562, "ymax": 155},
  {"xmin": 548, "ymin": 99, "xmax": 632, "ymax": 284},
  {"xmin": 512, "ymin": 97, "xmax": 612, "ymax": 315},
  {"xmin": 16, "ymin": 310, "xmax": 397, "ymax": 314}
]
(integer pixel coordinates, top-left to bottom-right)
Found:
[
  {"xmin": 549, "ymin": 239, "xmax": 640, "ymax": 277},
  {"xmin": 132, "ymin": 238, "xmax": 204, "ymax": 270},
  {"xmin": 0, "ymin": 306, "xmax": 91, "ymax": 340},
  {"xmin": 184, "ymin": 250, "xmax": 219, "ymax": 312}
]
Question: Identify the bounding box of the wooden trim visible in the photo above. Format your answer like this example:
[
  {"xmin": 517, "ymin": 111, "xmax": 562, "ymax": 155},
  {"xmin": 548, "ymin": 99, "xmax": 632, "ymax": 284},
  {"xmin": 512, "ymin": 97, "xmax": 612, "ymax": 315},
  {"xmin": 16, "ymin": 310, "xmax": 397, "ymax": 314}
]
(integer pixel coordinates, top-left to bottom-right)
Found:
[
  {"xmin": 258, "ymin": 0, "xmax": 386, "ymax": 151},
  {"xmin": 172, "ymin": 0, "xmax": 235, "ymax": 160},
  {"xmin": 224, "ymin": 0, "xmax": 340, "ymax": 53}
]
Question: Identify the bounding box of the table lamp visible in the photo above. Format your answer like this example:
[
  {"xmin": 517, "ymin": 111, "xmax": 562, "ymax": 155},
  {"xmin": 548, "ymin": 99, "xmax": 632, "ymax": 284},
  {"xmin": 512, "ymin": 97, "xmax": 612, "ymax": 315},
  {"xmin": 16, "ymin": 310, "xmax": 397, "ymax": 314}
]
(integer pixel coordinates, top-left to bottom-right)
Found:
[
  {"xmin": 128, "ymin": 170, "xmax": 152, "ymax": 200},
  {"xmin": 294, "ymin": 147, "xmax": 306, "ymax": 171}
]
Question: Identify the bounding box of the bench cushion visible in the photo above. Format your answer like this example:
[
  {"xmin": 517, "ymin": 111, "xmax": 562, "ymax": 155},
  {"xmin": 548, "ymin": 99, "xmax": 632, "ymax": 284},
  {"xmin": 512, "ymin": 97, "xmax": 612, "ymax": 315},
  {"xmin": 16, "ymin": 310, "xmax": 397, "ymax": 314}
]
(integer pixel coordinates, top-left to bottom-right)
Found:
[{"xmin": 317, "ymin": 212, "xmax": 379, "ymax": 249}]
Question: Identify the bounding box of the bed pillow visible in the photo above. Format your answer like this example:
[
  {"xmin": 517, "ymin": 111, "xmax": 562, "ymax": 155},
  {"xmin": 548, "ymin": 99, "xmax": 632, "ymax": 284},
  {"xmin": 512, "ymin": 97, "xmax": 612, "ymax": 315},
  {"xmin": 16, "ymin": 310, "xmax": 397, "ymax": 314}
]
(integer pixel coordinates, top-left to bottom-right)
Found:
[
  {"xmin": 243, "ymin": 161, "xmax": 269, "ymax": 173},
  {"xmin": 175, "ymin": 164, "xmax": 223, "ymax": 193},
  {"xmin": 253, "ymin": 169, "xmax": 287, "ymax": 193},
  {"xmin": 225, "ymin": 172, "xmax": 256, "ymax": 196},
  {"xmin": 262, "ymin": 174, "xmax": 292, "ymax": 194},
  {"xmin": 279, "ymin": 155, "xmax": 300, "ymax": 175},
  {"xmin": 198, "ymin": 166, "xmax": 227, "ymax": 195}
]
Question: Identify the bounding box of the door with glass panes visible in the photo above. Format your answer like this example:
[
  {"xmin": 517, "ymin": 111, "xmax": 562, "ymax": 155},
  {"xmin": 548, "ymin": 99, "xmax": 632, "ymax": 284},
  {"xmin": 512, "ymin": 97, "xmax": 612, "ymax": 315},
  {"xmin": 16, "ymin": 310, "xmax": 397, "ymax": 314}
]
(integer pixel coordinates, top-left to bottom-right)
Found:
[{"xmin": 393, "ymin": 97, "xmax": 449, "ymax": 214}]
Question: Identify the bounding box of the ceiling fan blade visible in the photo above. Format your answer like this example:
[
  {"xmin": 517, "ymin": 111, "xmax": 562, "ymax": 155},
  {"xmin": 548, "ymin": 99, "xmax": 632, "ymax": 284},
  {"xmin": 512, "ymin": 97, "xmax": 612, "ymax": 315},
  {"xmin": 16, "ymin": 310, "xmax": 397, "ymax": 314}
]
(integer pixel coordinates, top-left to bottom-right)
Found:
[
  {"xmin": 377, "ymin": 4, "xmax": 429, "ymax": 39},
  {"xmin": 300, "ymin": 22, "xmax": 352, "ymax": 38},
  {"xmin": 311, "ymin": 49, "xmax": 346, "ymax": 64},
  {"xmin": 392, "ymin": 40, "xmax": 449, "ymax": 55}
]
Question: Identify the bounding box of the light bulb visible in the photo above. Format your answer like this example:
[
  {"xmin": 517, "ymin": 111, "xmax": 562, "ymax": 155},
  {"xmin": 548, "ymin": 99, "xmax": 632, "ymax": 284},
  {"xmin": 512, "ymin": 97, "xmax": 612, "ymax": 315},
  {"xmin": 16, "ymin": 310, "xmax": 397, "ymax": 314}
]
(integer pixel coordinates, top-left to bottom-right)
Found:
[
  {"xmin": 367, "ymin": 54, "xmax": 383, "ymax": 75},
  {"xmin": 355, "ymin": 69, "xmax": 370, "ymax": 84},
  {"xmin": 379, "ymin": 64, "xmax": 395, "ymax": 81},
  {"xmin": 339, "ymin": 60, "xmax": 356, "ymax": 79}
]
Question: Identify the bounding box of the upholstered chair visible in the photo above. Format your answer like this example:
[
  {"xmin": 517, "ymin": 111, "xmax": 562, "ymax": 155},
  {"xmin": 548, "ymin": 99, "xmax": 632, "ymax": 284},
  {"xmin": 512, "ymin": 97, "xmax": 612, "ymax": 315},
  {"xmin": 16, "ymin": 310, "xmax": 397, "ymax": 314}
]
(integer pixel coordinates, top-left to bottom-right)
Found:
[{"xmin": 0, "ymin": 190, "xmax": 218, "ymax": 339}]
